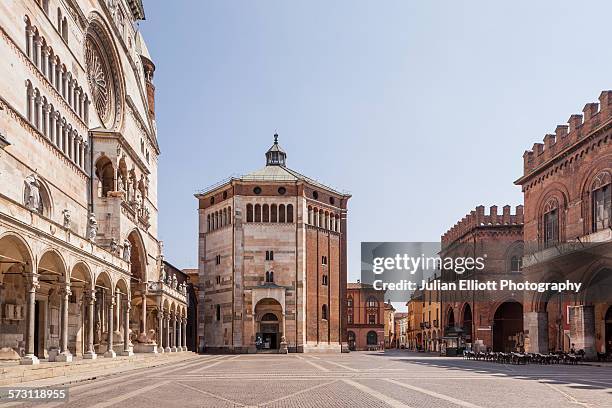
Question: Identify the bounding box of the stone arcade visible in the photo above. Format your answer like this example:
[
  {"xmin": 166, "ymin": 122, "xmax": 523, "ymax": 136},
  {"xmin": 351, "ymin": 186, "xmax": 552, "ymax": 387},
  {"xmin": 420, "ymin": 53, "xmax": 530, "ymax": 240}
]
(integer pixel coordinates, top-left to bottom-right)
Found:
[
  {"xmin": 0, "ymin": 0, "xmax": 187, "ymax": 365},
  {"xmin": 196, "ymin": 136, "xmax": 351, "ymax": 353}
]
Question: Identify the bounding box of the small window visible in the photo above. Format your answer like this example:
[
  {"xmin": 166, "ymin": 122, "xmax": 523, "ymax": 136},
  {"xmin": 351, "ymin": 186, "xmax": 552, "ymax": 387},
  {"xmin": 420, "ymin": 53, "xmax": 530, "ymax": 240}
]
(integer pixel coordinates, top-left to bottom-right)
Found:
[
  {"xmin": 312, "ymin": 191, "xmax": 319, "ymax": 200},
  {"xmin": 216, "ymin": 304, "xmax": 221, "ymax": 321},
  {"xmin": 544, "ymin": 209, "xmax": 559, "ymax": 245},
  {"xmin": 265, "ymin": 271, "xmax": 274, "ymax": 283},
  {"xmin": 278, "ymin": 187, "xmax": 286, "ymax": 195},
  {"xmin": 348, "ymin": 314, "xmax": 353, "ymax": 324},
  {"xmin": 223, "ymin": 191, "xmax": 228, "ymax": 199},
  {"xmin": 329, "ymin": 197, "xmax": 335, "ymax": 205},
  {"xmin": 367, "ymin": 297, "xmax": 378, "ymax": 308},
  {"xmin": 216, "ymin": 275, "xmax": 221, "ymax": 285},
  {"xmin": 215, "ymin": 255, "xmax": 221, "ymax": 265},
  {"xmin": 347, "ymin": 297, "xmax": 353, "ymax": 308},
  {"xmin": 322, "ymin": 304, "xmax": 328, "ymax": 320},
  {"xmin": 254, "ymin": 186, "xmax": 262, "ymax": 195},
  {"xmin": 210, "ymin": 197, "xmax": 215, "ymax": 205},
  {"xmin": 321, "ymin": 256, "xmax": 327, "ymax": 265},
  {"xmin": 265, "ymin": 250, "xmax": 274, "ymax": 261},
  {"xmin": 322, "ymin": 274, "xmax": 328, "ymax": 286},
  {"xmin": 246, "ymin": 204, "xmax": 253, "ymax": 222}
]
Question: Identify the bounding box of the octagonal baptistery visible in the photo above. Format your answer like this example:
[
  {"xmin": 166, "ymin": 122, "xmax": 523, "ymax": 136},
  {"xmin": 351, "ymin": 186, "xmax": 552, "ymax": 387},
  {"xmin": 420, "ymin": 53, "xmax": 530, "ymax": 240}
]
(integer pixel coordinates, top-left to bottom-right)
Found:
[{"xmin": 196, "ymin": 136, "xmax": 351, "ymax": 353}]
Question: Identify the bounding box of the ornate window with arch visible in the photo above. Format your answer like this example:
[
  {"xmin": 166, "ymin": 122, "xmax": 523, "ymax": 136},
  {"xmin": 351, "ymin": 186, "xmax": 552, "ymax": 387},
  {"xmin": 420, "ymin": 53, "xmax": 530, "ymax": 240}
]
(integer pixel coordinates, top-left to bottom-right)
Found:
[
  {"xmin": 591, "ymin": 172, "xmax": 612, "ymax": 232},
  {"xmin": 543, "ymin": 198, "xmax": 559, "ymax": 246},
  {"xmin": 510, "ymin": 256, "xmax": 522, "ymax": 272}
]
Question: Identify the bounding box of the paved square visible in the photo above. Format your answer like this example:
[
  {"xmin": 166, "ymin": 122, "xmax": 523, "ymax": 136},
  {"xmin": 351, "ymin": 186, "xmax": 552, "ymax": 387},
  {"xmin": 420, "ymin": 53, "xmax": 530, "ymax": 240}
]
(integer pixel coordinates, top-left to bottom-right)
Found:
[{"xmin": 7, "ymin": 351, "xmax": 612, "ymax": 407}]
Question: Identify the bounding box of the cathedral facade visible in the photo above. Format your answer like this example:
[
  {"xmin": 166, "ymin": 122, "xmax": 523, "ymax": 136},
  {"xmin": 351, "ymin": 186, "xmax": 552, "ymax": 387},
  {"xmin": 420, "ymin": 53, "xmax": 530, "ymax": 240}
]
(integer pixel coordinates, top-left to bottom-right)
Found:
[
  {"xmin": 0, "ymin": 0, "xmax": 186, "ymax": 365},
  {"xmin": 196, "ymin": 137, "xmax": 350, "ymax": 353}
]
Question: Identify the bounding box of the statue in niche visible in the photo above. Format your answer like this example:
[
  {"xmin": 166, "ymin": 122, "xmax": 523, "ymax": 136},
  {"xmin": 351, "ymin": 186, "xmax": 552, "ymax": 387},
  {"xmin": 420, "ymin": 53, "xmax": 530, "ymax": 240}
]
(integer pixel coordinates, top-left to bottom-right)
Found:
[
  {"xmin": 172, "ymin": 274, "xmax": 178, "ymax": 290},
  {"xmin": 123, "ymin": 239, "xmax": 131, "ymax": 262},
  {"xmin": 87, "ymin": 213, "xmax": 97, "ymax": 241},
  {"xmin": 109, "ymin": 238, "xmax": 118, "ymax": 254},
  {"xmin": 160, "ymin": 266, "xmax": 166, "ymax": 283},
  {"xmin": 62, "ymin": 209, "xmax": 71, "ymax": 229},
  {"xmin": 24, "ymin": 174, "xmax": 42, "ymax": 213}
]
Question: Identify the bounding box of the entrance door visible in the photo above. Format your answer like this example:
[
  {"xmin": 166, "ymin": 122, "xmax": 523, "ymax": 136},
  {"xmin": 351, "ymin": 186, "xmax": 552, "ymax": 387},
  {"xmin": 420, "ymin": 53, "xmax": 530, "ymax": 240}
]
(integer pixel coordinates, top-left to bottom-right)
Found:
[{"xmin": 260, "ymin": 323, "xmax": 279, "ymax": 350}]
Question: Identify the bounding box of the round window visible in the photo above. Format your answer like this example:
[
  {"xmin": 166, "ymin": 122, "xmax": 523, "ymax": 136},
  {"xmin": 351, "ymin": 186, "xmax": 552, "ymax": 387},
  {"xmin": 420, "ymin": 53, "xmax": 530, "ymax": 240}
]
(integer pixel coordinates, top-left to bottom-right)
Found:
[
  {"xmin": 223, "ymin": 191, "xmax": 228, "ymax": 199},
  {"xmin": 278, "ymin": 187, "xmax": 286, "ymax": 195},
  {"xmin": 254, "ymin": 187, "xmax": 262, "ymax": 195},
  {"xmin": 329, "ymin": 197, "xmax": 335, "ymax": 205},
  {"xmin": 312, "ymin": 191, "xmax": 319, "ymax": 200}
]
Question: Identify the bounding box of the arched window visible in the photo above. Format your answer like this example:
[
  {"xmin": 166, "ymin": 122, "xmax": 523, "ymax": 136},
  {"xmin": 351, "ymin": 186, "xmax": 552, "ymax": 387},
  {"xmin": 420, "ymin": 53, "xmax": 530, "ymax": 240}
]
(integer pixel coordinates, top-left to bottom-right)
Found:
[
  {"xmin": 543, "ymin": 198, "xmax": 559, "ymax": 246},
  {"xmin": 271, "ymin": 204, "xmax": 277, "ymax": 222},
  {"xmin": 367, "ymin": 297, "xmax": 378, "ymax": 308},
  {"xmin": 367, "ymin": 331, "xmax": 377, "ymax": 345},
  {"xmin": 279, "ymin": 204, "xmax": 286, "ymax": 222},
  {"xmin": 255, "ymin": 204, "xmax": 261, "ymax": 222},
  {"xmin": 592, "ymin": 172, "xmax": 612, "ymax": 232},
  {"xmin": 265, "ymin": 271, "xmax": 274, "ymax": 283},
  {"xmin": 227, "ymin": 206, "xmax": 232, "ymax": 224},
  {"xmin": 95, "ymin": 157, "xmax": 115, "ymax": 198},
  {"xmin": 510, "ymin": 256, "xmax": 522, "ymax": 272},
  {"xmin": 287, "ymin": 204, "xmax": 293, "ymax": 223},
  {"xmin": 308, "ymin": 206, "xmax": 313, "ymax": 224},
  {"xmin": 223, "ymin": 208, "xmax": 227, "ymax": 226},
  {"xmin": 263, "ymin": 204, "xmax": 269, "ymax": 222},
  {"xmin": 216, "ymin": 304, "xmax": 221, "ymax": 321},
  {"xmin": 322, "ymin": 274, "xmax": 328, "ymax": 286},
  {"xmin": 347, "ymin": 297, "xmax": 353, "ymax": 308},
  {"xmin": 322, "ymin": 304, "xmax": 328, "ymax": 320},
  {"xmin": 246, "ymin": 204, "xmax": 253, "ymax": 222},
  {"xmin": 207, "ymin": 214, "xmax": 211, "ymax": 232},
  {"xmin": 261, "ymin": 313, "xmax": 278, "ymax": 321}
]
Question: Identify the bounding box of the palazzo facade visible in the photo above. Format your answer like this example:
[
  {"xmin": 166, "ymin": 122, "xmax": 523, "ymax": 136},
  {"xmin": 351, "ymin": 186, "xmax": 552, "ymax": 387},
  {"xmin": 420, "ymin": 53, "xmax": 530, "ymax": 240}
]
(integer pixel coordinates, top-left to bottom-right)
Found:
[
  {"xmin": 516, "ymin": 90, "xmax": 612, "ymax": 358},
  {"xmin": 0, "ymin": 0, "xmax": 186, "ymax": 365},
  {"xmin": 196, "ymin": 137, "xmax": 350, "ymax": 353}
]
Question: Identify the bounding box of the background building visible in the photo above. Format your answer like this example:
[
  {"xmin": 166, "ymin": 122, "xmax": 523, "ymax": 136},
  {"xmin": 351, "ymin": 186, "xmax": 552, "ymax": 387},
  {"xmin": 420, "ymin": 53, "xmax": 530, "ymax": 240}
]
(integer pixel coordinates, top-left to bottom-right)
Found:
[
  {"xmin": 516, "ymin": 91, "xmax": 612, "ymax": 358},
  {"xmin": 406, "ymin": 290, "xmax": 423, "ymax": 350},
  {"xmin": 0, "ymin": 0, "xmax": 187, "ymax": 364},
  {"xmin": 394, "ymin": 312, "xmax": 408, "ymax": 349},
  {"xmin": 440, "ymin": 205, "xmax": 524, "ymax": 352},
  {"xmin": 421, "ymin": 276, "xmax": 441, "ymax": 352},
  {"xmin": 195, "ymin": 137, "xmax": 350, "ymax": 353},
  {"xmin": 383, "ymin": 301, "xmax": 395, "ymax": 348},
  {"xmin": 346, "ymin": 282, "xmax": 385, "ymax": 351}
]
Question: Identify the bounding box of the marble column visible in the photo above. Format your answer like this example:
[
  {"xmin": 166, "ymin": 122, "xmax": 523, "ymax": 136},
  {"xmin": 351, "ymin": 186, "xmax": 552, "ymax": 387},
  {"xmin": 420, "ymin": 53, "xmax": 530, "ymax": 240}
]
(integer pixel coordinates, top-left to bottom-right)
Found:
[
  {"xmin": 56, "ymin": 283, "xmax": 73, "ymax": 362},
  {"xmin": 279, "ymin": 311, "xmax": 288, "ymax": 354},
  {"xmin": 50, "ymin": 56, "xmax": 56, "ymax": 87},
  {"xmin": 121, "ymin": 300, "xmax": 133, "ymax": 356},
  {"xmin": 34, "ymin": 37, "xmax": 42, "ymax": 68},
  {"xmin": 177, "ymin": 315, "xmax": 182, "ymax": 351},
  {"xmin": 25, "ymin": 26, "xmax": 34, "ymax": 59},
  {"xmin": 141, "ymin": 294, "xmax": 147, "ymax": 334},
  {"xmin": 83, "ymin": 289, "xmax": 97, "ymax": 359},
  {"xmin": 158, "ymin": 308, "xmax": 164, "ymax": 353},
  {"xmin": 182, "ymin": 317, "xmax": 187, "ymax": 352},
  {"xmin": 27, "ymin": 90, "xmax": 34, "ymax": 122},
  {"xmin": 164, "ymin": 312, "xmax": 171, "ymax": 352},
  {"xmin": 171, "ymin": 314, "xmax": 177, "ymax": 352},
  {"xmin": 74, "ymin": 88, "xmax": 80, "ymax": 114},
  {"xmin": 104, "ymin": 299, "xmax": 116, "ymax": 358},
  {"xmin": 43, "ymin": 104, "xmax": 51, "ymax": 138},
  {"xmin": 20, "ymin": 273, "xmax": 40, "ymax": 365},
  {"xmin": 35, "ymin": 96, "xmax": 42, "ymax": 130},
  {"xmin": 42, "ymin": 46, "xmax": 49, "ymax": 76}
]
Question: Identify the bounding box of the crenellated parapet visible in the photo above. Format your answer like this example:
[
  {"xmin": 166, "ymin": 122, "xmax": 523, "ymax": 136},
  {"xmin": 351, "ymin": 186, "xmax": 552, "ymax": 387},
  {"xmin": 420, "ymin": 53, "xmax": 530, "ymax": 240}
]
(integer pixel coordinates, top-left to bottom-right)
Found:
[
  {"xmin": 441, "ymin": 205, "xmax": 524, "ymax": 247},
  {"xmin": 522, "ymin": 90, "xmax": 612, "ymax": 175}
]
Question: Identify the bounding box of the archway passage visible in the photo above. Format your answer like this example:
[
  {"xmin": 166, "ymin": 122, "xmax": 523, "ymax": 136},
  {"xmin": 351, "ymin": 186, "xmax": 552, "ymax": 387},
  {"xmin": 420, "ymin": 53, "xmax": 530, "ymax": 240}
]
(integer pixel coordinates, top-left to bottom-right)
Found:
[
  {"xmin": 606, "ymin": 306, "xmax": 612, "ymax": 354},
  {"xmin": 127, "ymin": 231, "xmax": 145, "ymax": 282},
  {"xmin": 254, "ymin": 299, "xmax": 282, "ymax": 351},
  {"xmin": 493, "ymin": 302, "xmax": 523, "ymax": 352},
  {"xmin": 462, "ymin": 304, "xmax": 473, "ymax": 343},
  {"xmin": 0, "ymin": 235, "xmax": 33, "ymax": 361}
]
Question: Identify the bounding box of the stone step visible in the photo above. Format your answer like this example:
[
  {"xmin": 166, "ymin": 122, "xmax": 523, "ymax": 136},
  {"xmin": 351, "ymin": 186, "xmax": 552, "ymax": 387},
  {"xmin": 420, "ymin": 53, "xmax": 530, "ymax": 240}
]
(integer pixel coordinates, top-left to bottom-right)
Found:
[{"xmin": 0, "ymin": 352, "xmax": 197, "ymax": 386}]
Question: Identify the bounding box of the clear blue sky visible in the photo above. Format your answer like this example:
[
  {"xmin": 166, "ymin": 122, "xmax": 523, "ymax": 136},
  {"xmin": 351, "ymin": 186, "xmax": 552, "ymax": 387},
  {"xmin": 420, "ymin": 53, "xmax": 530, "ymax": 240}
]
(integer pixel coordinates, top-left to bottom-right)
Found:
[{"xmin": 140, "ymin": 0, "xmax": 612, "ymax": 284}]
